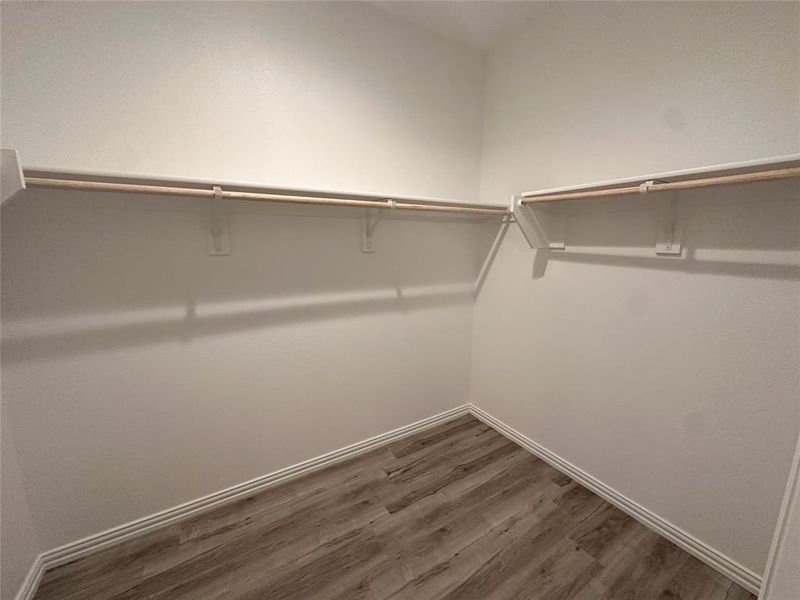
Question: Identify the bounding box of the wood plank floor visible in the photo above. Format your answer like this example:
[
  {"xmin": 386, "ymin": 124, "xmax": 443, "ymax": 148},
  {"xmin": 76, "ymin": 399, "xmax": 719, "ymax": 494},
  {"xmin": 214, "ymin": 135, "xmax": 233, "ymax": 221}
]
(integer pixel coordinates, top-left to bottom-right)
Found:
[{"xmin": 33, "ymin": 415, "xmax": 756, "ymax": 600}]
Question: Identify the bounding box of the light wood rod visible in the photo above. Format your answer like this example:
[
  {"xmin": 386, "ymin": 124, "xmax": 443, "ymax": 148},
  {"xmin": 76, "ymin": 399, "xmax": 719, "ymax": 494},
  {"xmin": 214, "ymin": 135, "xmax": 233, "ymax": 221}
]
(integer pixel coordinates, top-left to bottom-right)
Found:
[
  {"xmin": 390, "ymin": 202, "xmax": 506, "ymax": 215},
  {"xmin": 521, "ymin": 166, "xmax": 800, "ymax": 204},
  {"xmin": 24, "ymin": 177, "xmax": 507, "ymax": 216}
]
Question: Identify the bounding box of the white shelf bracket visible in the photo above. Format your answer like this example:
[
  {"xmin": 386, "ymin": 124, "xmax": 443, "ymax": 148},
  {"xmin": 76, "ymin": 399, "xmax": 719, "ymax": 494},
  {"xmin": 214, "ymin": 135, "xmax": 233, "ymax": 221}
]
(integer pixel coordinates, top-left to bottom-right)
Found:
[
  {"xmin": 208, "ymin": 185, "xmax": 230, "ymax": 255},
  {"xmin": 655, "ymin": 192, "xmax": 683, "ymax": 256},
  {"xmin": 1, "ymin": 148, "xmax": 26, "ymax": 206},
  {"xmin": 511, "ymin": 195, "xmax": 566, "ymax": 250},
  {"xmin": 362, "ymin": 201, "xmax": 393, "ymax": 252}
]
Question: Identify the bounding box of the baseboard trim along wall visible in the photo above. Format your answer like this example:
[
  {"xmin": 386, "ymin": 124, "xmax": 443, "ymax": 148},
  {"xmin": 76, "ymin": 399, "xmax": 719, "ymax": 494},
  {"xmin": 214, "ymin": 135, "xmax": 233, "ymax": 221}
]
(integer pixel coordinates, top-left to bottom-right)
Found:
[
  {"xmin": 14, "ymin": 402, "xmax": 762, "ymax": 599},
  {"xmin": 14, "ymin": 404, "xmax": 470, "ymax": 600},
  {"xmin": 466, "ymin": 403, "xmax": 762, "ymax": 595},
  {"xmin": 12, "ymin": 556, "xmax": 45, "ymax": 600}
]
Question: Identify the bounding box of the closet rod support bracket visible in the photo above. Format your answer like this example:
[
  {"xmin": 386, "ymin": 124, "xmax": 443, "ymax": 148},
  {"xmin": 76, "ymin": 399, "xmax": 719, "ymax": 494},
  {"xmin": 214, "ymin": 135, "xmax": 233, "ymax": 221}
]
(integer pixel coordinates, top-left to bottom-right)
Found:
[
  {"xmin": 361, "ymin": 207, "xmax": 381, "ymax": 252},
  {"xmin": 512, "ymin": 195, "xmax": 566, "ymax": 250},
  {"xmin": 655, "ymin": 192, "xmax": 683, "ymax": 256},
  {"xmin": 208, "ymin": 185, "xmax": 231, "ymax": 255}
]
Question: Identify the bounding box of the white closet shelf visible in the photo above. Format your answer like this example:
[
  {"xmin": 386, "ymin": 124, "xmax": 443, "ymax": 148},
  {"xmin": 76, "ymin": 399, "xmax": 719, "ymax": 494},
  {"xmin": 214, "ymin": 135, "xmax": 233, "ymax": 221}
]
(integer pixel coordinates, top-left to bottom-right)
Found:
[
  {"xmin": 20, "ymin": 165, "xmax": 508, "ymax": 216},
  {"xmin": 519, "ymin": 153, "xmax": 800, "ymax": 204},
  {"xmin": 512, "ymin": 154, "xmax": 800, "ymax": 254},
  {"xmin": 0, "ymin": 154, "xmax": 509, "ymax": 254}
]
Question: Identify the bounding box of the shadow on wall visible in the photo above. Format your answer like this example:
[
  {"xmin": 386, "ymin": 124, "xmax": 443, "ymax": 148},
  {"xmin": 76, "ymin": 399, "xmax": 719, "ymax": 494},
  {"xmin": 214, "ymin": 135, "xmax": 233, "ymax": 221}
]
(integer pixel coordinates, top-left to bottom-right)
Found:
[
  {"xmin": 1, "ymin": 285, "xmax": 477, "ymax": 365},
  {"xmin": 534, "ymin": 247, "xmax": 800, "ymax": 281},
  {"xmin": 1, "ymin": 189, "xmax": 501, "ymax": 364},
  {"xmin": 527, "ymin": 179, "xmax": 800, "ymax": 281}
]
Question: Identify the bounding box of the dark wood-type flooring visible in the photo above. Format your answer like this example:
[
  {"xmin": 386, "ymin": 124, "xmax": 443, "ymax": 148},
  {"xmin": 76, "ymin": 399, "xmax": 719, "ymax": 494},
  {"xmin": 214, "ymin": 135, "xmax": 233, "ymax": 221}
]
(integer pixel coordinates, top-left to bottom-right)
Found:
[{"xmin": 34, "ymin": 415, "xmax": 756, "ymax": 600}]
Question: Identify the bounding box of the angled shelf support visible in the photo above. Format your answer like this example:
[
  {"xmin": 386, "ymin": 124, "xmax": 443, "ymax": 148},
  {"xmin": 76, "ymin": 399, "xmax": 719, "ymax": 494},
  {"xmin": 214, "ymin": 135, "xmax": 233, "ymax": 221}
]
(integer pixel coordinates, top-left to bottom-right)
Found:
[
  {"xmin": 361, "ymin": 208, "xmax": 379, "ymax": 253},
  {"xmin": 512, "ymin": 195, "xmax": 566, "ymax": 250},
  {"xmin": 362, "ymin": 200, "xmax": 397, "ymax": 252},
  {"xmin": 1, "ymin": 148, "xmax": 26, "ymax": 206}
]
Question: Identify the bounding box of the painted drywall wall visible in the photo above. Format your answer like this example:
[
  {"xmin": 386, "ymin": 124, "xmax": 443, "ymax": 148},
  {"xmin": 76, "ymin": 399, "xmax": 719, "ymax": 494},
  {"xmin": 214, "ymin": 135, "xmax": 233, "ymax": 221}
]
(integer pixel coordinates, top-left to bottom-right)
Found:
[
  {"xmin": 478, "ymin": 1, "xmax": 799, "ymax": 204},
  {"xmin": 1, "ymin": 416, "xmax": 40, "ymax": 600},
  {"xmin": 0, "ymin": 0, "xmax": 485, "ymax": 202},
  {"xmin": 472, "ymin": 0, "xmax": 800, "ymax": 577},
  {"xmin": 0, "ymin": 0, "xmax": 489, "ymax": 560},
  {"xmin": 1, "ymin": 190, "xmax": 485, "ymax": 550}
]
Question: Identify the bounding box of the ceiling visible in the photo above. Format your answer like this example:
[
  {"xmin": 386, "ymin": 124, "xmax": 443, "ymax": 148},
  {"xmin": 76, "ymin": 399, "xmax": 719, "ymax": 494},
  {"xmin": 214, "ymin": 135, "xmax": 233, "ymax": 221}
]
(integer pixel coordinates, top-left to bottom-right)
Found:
[{"xmin": 365, "ymin": 1, "xmax": 543, "ymax": 52}]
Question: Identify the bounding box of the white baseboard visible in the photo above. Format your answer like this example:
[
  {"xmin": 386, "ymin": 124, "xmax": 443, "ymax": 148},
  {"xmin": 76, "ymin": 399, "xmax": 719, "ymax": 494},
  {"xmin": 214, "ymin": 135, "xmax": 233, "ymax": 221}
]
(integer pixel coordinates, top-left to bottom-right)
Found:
[
  {"xmin": 466, "ymin": 403, "xmax": 762, "ymax": 595},
  {"xmin": 13, "ymin": 402, "xmax": 762, "ymax": 598},
  {"xmin": 15, "ymin": 404, "xmax": 470, "ymax": 600},
  {"xmin": 13, "ymin": 555, "xmax": 44, "ymax": 600}
]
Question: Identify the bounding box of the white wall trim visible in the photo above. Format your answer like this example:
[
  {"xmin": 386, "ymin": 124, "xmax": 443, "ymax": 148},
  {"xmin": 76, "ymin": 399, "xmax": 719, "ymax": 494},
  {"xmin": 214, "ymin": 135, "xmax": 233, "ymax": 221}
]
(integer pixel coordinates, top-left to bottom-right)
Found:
[
  {"xmin": 14, "ymin": 405, "xmax": 470, "ymax": 600},
  {"xmin": 12, "ymin": 402, "xmax": 762, "ymax": 598},
  {"xmin": 466, "ymin": 403, "xmax": 762, "ymax": 595},
  {"xmin": 12, "ymin": 555, "xmax": 44, "ymax": 600}
]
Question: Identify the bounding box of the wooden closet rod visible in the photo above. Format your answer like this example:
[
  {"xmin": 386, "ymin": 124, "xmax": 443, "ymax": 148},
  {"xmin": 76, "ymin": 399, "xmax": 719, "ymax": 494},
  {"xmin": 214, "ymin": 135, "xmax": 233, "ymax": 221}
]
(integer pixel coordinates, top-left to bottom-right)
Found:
[
  {"xmin": 521, "ymin": 166, "xmax": 800, "ymax": 204},
  {"xmin": 24, "ymin": 177, "xmax": 509, "ymax": 216}
]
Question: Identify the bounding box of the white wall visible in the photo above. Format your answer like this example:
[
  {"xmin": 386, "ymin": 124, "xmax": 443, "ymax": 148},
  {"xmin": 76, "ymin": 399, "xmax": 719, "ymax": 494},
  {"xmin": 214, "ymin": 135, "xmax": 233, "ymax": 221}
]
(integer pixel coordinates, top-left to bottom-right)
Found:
[
  {"xmin": 1, "ymin": 416, "xmax": 40, "ymax": 600},
  {"xmin": 478, "ymin": 1, "xmax": 799, "ymax": 204},
  {"xmin": 0, "ymin": 0, "xmax": 485, "ymax": 202},
  {"xmin": 0, "ymin": 0, "xmax": 488, "ymax": 571},
  {"xmin": 472, "ymin": 0, "xmax": 800, "ymax": 577},
  {"xmin": 1, "ymin": 191, "xmax": 483, "ymax": 552}
]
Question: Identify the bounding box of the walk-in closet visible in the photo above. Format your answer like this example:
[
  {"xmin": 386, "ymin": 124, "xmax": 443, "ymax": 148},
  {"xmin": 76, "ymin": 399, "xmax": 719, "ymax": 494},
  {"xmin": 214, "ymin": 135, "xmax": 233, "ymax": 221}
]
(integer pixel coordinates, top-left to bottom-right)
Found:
[{"xmin": 1, "ymin": 2, "xmax": 798, "ymax": 599}]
